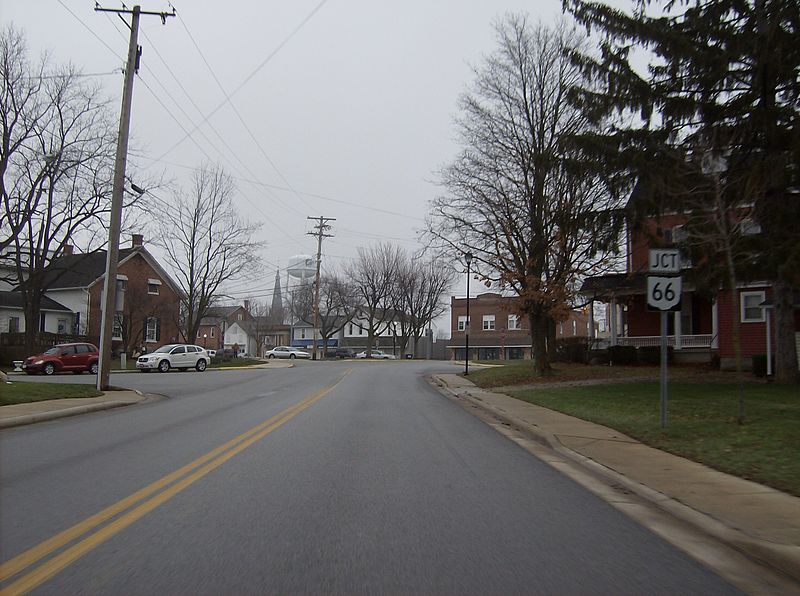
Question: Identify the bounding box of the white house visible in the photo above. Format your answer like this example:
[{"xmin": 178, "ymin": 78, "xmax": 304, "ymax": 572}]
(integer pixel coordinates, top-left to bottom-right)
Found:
[{"xmin": 0, "ymin": 291, "xmax": 75, "ymax": 335}]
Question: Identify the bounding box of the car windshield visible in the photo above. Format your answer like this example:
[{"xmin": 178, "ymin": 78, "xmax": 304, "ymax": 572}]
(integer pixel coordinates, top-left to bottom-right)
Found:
[{"xmin": 153, "ymin": 345, "xmax": 176, "ymax": 354}]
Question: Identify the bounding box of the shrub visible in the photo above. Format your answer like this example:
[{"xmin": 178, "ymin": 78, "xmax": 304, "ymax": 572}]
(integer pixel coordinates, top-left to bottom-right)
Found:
[
  {"xmin": 752, "ymin": 354, "xmax": 774, "ymax": 378},
  {"xmin": 637, "ymin": 345, "xmax": 673, "ymax": 366},
  {"xmin": 553, "ymin": 337, "xmax": 589, "ymax": 363},
  {"xmin": 608, "ymin": 345, "xmax": 637, "ymax": 365}
]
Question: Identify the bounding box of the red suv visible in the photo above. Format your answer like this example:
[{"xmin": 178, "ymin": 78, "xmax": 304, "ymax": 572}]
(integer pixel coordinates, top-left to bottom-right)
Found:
[{"xmin": 23, "ymin": 343, "xmax": 100, "ymax": 376}]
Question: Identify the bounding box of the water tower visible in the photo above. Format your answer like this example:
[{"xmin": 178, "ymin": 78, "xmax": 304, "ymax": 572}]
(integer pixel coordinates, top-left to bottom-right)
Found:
[{"xmin": 287, "ymin": 255, "xmax": 316, "ymax": 283}]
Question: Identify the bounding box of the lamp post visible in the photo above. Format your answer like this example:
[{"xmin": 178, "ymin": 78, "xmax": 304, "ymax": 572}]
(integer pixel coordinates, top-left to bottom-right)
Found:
[
  {"xmin": 464, "ymin": 252, "xmax": 473, "ymax": 375},
  {"xmin": 203, "ymin": 333, "xmax": 207, "ymax": 349}
]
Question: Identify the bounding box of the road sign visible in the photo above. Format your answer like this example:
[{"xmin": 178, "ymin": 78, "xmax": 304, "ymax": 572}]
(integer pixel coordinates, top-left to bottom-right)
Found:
[
  {"xmin": 647, "ymin": 276, "xmax": 682, "ymax": 311},
  {"xmin": 649, "ymin": 249, "xmax": 681, "ymax": 274}
]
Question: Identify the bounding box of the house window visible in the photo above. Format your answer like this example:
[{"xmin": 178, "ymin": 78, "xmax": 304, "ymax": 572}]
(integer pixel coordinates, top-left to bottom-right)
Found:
[
  {"xmin": 741, "ymin": 291, "xmax": 766, "ymax": 323},
  {"xmin": 508, "ymin": 315, "xmax": 520, "ymax": 330},
  {"xmin": 57, "ymin": 319, "xmax": 67, "ymax": 334},
  {"xmin": 301, "ymin": 328, "xmax": 306, "ymax": 339},
  {"xmin": 146, "ymin": 317, "xmax": 159, "ymax": 342},
  {"xmin": 112, "ymin": 315, "xmax": 124, "ymax": 340},
  {"xmin": 238, "ymin": 313, "xmax": 243, "ymax": 321},
  {"xmin": 739, "ymin": 219, "xmax": 761, "ymax": 235},
  {"xmin": 573, "ymin": 320, "xmax": 577, "ymax": 336},
  {"xmin": 482, "ymin": 315, "xmax": 495, "ymax": 331},
  {"xmin": 147, "ymin": 278, "xmax": 161, "ymax": 295},
  {"xmin": 74, "ymin": 312, "xmax": 81, "ymax": 334},
  {"xmin": 210, "ymin": 328, "xmax": 215, "ymax": 338},
  {"xmin": 349, "ymin": 323, "xmax": 354, "ymax": 335},
  {"xmin": 457, "ymin": 316, "xmax": 469, "ymax": 331},
  {"xmin": 9, "ymin": 316, "xmax": 20, "ymax": 333}
]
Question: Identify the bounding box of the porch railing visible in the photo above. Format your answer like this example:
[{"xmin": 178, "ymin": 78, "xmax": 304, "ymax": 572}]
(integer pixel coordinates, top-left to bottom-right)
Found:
[{"xmin": 593, "ymin": 334, "xmax": 714, "ymax": 349}]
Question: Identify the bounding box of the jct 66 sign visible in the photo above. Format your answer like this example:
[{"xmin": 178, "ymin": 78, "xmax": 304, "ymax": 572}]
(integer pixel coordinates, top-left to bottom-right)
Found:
[{"xmin": 647, "ymin": 275, "xmax": 682, "ymax": 311}]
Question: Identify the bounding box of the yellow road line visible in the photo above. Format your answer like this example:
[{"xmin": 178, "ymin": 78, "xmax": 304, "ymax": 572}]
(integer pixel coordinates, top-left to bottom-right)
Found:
[{"xmin": 0, "ymin": 370, "xmax": 350, "ymax": 595}]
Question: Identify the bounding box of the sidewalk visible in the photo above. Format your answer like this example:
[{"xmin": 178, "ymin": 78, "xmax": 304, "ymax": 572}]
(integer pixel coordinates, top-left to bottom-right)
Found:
[
  {"xmin": 0, "ymin": 390, "xmax": 149, "ymax": 429},
  {"xmin": 0, "ymin": 361, "xmax": 294, "ymax": 428},
  {"xmin": 432, "ymin": 373, "xmax": 800, "ymax": 585}
]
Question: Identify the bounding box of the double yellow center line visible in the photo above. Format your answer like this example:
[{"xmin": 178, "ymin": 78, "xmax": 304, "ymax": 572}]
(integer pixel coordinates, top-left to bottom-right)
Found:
[{"xmin": 0, "ymin": 370, "xmax": 350, "ymax": 595}]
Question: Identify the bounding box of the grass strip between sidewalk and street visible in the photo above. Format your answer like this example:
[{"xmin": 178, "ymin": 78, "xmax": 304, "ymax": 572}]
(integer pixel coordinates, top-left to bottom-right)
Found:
[
  {"xmin": 501, "ymin": 380, "xmax": 800, "ymax": 496},
  {"xmin": 0, "ymin": 382, "xmax": 102, "ymax": 406}
]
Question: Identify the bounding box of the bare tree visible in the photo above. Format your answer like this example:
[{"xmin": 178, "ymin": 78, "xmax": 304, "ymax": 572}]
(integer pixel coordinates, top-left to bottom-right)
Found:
[
  {"xmin": 390, "ymin": 252, "xmax": 452, "ymax": 357},
  {"xmin": 427, "ymin": 16, "xmax": 622, "ymax": 375},
  {"xmin": 0, "ymin": 26, "xmax": 138, "ymax": 351},
  {"xmin": 153, "ymin": 163, "xmax": 263, "ymax": 344},
  {"xmin": 291, "ymin": 274, "xmax": 357, "ymax": 357},
  {"xmin": 347, "ymin": 243, "xmax": 402, "ymax": 357}
]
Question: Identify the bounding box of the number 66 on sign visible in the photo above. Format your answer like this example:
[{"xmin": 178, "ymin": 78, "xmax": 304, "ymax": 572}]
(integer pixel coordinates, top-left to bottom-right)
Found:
[{"xmin": 647, "ymin": 276, "xmax": 682, "ymax": 311}]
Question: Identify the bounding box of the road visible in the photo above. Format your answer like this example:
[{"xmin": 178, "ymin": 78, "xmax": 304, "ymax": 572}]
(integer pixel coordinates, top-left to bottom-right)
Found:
[{"xmin": 1, "ymin": 362, "xmax": 739, "ymax": 594}]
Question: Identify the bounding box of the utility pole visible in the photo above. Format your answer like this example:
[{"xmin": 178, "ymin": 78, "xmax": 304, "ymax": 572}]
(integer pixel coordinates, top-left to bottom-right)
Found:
[
  {"xmin": 307, "ymin": 216, "xmax": 335, "ymax": 360},
  {"xmin": 95, "ymin": 4, "xmax": 175, "ymax": 391}
]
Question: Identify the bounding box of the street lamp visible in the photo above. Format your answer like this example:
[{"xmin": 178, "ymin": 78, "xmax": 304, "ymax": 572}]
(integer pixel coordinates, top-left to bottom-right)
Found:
[
  {"xmin": 203, "ymin": 333, "xmax": 207, "ymax": 349},
  {"xmin": 464, "ymin": 252, "xmax": 473, "ymax": 375}
]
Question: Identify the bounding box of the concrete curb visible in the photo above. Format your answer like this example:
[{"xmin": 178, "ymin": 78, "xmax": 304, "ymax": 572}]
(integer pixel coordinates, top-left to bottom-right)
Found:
[
  {"xmin": 0, "ymin": 391, "xmax": 150, "ymax": 429},
  {"xmin": 430, "ymin": 374, "xmax": 800, "ymax": 584}
]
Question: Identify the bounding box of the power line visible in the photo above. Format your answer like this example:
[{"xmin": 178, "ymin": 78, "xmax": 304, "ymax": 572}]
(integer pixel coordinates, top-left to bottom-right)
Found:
[{"xmin": 155, "ymin": 0, "xmax": 329, "ymax": 162}]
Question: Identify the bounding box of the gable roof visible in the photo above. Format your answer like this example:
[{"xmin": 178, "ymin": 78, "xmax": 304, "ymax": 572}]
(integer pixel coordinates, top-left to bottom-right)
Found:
[
  {"xmin": 31, "ymin": 246, "xmax": 184, "ymax": 298},
  {"xmin": 0, "ymin": 290, "xmax": 72, "ymax": 312}
]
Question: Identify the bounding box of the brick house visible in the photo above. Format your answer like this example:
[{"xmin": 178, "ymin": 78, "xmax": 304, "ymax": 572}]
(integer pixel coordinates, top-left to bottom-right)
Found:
[
  {"xmin": 197, "ymin": 302, "xmax": 260, "ymax": 355},
  {"xmin": 42, "ymin": 234, "xmax": 183, "ymax": 356},
  {"xmin": 578, "ymin": 212, "xmax": 800, "ymax": 370},
  {"xmin": 447, "ymin": 292, "xmax": 592, "ymax": 361}
]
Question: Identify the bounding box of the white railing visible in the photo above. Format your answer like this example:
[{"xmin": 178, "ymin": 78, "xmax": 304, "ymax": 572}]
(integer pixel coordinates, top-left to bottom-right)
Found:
[{"xmin": 614, "ymin": 334, "xmax": 714, "ymax": 349}]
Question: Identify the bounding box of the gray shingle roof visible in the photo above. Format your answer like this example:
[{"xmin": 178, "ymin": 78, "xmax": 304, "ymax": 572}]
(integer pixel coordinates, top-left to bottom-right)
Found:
[{"xmin": 0, "ymin": 290, "xmax": 72, "ymax": 312}]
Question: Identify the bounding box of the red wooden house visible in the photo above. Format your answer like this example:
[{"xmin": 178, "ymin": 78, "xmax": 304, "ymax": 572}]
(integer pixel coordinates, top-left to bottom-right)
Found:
[{"xmin": 579, "ymin": 214, "xmax": 800, "ymax": 370}]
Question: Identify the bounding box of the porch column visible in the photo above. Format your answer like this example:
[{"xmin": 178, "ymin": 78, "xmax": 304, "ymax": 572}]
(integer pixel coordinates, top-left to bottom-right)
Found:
[
  {"xmin": 711, "ymin": 297, "xmax": 719, "ymax": 348},
  {"xmin": 674, "ymin": 310, "xmax": 682, "ymax": 350},
  {"xmin": 588, "ymin": 300, "xmax": 595, "ymax": 341},
  {"xmin": 610, "ymin": 297, "xmax": 618, "ymax": 346}
]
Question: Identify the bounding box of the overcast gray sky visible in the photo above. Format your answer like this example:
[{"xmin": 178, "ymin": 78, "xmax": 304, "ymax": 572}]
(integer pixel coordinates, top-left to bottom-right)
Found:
[{"xmin": 5, "ymin": 0, "xmax": 581, "ymax": 305}]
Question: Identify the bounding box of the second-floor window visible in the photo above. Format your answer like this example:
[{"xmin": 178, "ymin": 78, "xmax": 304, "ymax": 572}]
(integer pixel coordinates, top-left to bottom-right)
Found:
[
  {"xmin": 483, "ymin": 315, "xmax": 495, "ymax": 331},
  {"xmin": 147, "ymin": 279, "xmax": 161, "ymax": 295},
  {"xmin": 508, "ymin": 315, "xmax": 520, "ymax": 330},
  {"xmin": 112, "ymin": 315, "xmax": 124, "ymax": 340},
  {"xmin": 741, "ymin": 291, "xmax": 766, "ymax": 323},
  {"xmin": 457, "ymin": 316, "xmax": 469, "ymax": 331}
]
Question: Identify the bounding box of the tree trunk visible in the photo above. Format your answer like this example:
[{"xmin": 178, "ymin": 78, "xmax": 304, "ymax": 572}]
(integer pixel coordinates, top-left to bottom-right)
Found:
[
  {"xmin": 529, "ymin": 312, "xmax": 552, "ymax": 376},
  {"xmin": 773, "ymin": 280, "xmax": 799, "ymax": 384},
  {"xmin": 547, "ymin": 317, "xmax": 557, "ymax": 361}
]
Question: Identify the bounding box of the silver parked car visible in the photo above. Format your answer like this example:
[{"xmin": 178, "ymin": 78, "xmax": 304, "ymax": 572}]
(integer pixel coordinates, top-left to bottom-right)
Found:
[
  {"xmin": 137, "ymin": 344, "xmax": 210, "ymax": 372},
  {"xmin": 264, "ymin": 346, "xmax": 310, "ymax": 359},
  {"xmin": 354, "ymin": 349, "xmax": 396, "ymax": 359}
]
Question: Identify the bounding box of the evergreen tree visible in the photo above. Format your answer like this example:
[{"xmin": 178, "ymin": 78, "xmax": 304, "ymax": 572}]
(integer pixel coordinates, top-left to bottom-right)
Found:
[{"xmin": 564, "ymin": 0, "xmax": 799, "ymax": 383}]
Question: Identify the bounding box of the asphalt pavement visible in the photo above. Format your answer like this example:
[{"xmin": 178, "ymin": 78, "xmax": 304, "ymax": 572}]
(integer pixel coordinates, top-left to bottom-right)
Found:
[{"xmin": 0, "ymin": 363, "xmax": 800, "ymax": 593}]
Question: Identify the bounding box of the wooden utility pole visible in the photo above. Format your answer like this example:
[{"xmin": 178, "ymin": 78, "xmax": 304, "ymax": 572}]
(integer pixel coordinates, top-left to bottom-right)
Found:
[
  {"xmin": 95, "ymin": 4, "xmax": 175, "ymax": 390},
  {"xmin": 307, "ymin": 216, "xmax": 335, "ymax": 360}
]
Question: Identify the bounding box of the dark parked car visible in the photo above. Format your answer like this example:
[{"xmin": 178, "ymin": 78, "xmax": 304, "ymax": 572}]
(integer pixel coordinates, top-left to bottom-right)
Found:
[
  {"xmin": 23, "ymin": 343, "xmax": 100, "ymax": 375},
  {"xmin": 327, "ymin": 348, "xmax": 354, "ymax": 359}
]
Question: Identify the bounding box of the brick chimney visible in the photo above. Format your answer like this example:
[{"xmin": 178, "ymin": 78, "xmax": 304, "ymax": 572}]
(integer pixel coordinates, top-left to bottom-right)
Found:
[
  {"xmin": 132, "ymin": 234, "xmax": 144, "ymax": 248},
  {"xmin": 244, "ymin": 299, "xmax": 250, "ymax": 312},
  {"xmin": 62, "ymin": 244, "xmax": 73, "ymax": 256}
]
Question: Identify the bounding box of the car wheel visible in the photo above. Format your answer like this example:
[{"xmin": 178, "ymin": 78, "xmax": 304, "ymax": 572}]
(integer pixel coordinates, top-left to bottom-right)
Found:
[
  {"xmin": 158, "ymin": 359, "xmax": 170, "ymax": 373},
  {"xmin": 289, "ymin": 353, "xmax": 296, "ymax": 359},
  {"xmin": 196, "ymin": 359, "xmax": 207, "ymax": 372},
  {"xmin": 90, "ymin": 362, "xmax": 99, "ymax": 375},
  {"xmin": 43, "ymin": 362, "xmax": 56, "ymax": 375},
  {"xmin": 268, "ymin": 354, "xmax": 274, "ymax": 359}
]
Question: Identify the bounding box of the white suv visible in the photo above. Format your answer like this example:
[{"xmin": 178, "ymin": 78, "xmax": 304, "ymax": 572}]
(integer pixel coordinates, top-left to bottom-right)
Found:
[{"xmin": 137, "ymin": 344, "xmax": 210, "ymax": 372}]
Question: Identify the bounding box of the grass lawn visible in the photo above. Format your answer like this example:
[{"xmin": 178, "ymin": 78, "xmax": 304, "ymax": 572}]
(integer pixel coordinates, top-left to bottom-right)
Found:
[
  {"xmin": 210, "ymin": 358, "xmax": 264, "ymax": 368},
  {"xmin": 0, "ymin": 381, "xmax": 102, "ymax": 406},
  {"xmin": 506, "ymin": 380, "xmax": 800, "ymax": 496},
  {"xmin": 468, "ymin": 360, "xmax": 729, "ymax": 388}
]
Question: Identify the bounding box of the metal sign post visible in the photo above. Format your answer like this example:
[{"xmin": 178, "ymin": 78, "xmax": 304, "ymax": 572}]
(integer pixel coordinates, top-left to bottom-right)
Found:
[{"xmin": 647, "ymin": 249, "xmax": 682, "ymax": 429}]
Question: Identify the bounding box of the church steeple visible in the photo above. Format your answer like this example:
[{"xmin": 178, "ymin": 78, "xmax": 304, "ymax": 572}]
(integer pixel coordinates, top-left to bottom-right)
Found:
[{"xmin": 270, "ymin": 269, "xmax": 285, "ymax": 324}]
